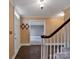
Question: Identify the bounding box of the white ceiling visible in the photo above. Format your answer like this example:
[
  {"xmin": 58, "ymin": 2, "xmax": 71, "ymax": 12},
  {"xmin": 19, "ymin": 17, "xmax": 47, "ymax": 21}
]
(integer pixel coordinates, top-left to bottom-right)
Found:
[{"xmin": 13, "ymin": 0, "xmax": 70, "ymax": 16}]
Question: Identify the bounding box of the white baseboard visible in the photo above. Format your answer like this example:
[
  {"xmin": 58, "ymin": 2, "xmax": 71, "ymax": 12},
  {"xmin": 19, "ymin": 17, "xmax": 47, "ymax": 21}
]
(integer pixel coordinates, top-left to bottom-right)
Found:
[
  {"xmin": 20, "ymin": 43, "xmax": 31, "ymax": 46},
  {"xmin": 12, "ymin": 45, "xmax": 20, "ymax": 59},
  {"xmin": 12, "ymin": 43, "xmax": 31, "ymax": 59},
  {"xmin": 30, "ymin": 43, "xmax": 42, "ymax": 45},
  {"xmin": 20, "ymin": 43, "xmax": 42, "ymax": 46}
]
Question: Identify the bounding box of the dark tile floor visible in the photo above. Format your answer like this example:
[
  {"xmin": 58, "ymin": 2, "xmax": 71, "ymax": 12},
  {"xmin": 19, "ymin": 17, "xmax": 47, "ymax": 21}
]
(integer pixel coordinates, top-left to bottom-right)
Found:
[{"xmin": 15, "ymin": 45, "xmax": 41, "ymax": 59}]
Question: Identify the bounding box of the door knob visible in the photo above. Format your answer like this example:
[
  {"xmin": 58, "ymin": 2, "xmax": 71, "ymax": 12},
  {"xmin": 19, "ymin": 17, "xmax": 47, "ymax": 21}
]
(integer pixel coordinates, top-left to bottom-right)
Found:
[{"xmin": 9, "ymin": 31, "xmax": 12, "ymax": 34}]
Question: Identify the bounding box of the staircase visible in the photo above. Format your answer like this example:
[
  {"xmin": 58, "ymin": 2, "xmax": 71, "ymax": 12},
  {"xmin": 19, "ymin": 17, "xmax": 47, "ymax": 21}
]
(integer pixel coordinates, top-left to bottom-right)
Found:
[
  {"xmin": 55, "ymin": 48, "xmax": 70, "ymax": 59},
  {"xmin": 41, "ymin": 18, "xmax": 70, "ymax": 59}
]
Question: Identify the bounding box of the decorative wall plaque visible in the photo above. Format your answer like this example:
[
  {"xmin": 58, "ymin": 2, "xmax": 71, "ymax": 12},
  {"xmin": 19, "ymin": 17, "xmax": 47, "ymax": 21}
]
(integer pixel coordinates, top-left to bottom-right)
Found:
[{"xmin": 20, "ymin": 23, "xmax": 29, "ymax": 30}]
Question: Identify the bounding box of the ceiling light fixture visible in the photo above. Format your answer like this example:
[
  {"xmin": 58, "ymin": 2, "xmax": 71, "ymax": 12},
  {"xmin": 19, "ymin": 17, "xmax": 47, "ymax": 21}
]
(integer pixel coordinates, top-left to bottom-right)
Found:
[
  {"xmin": 57, "ymin": 12, "xmax": 64, "ymax": 16},
  {"xmin": 40, "ymin": 0, "xmax": 45, "ymax": 10}
]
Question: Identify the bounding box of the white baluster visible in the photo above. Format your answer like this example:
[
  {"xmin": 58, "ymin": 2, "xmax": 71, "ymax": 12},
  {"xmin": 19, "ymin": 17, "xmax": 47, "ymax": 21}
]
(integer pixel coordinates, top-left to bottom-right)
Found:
[
  {"xmin": 57, "ymin": 33, "xmax": 59, "ymax": 54},
  {"xmin": 45, "ymin": 38, "xmax": 48, "ymax": 59},
  {"xmin": 61, "ymin": 30, "xmax": 63, "ymax": 53},
  {"xmin": 43, "ymin": 38, "xmax": 45, "ymax": 59},
  {"xmin": 53, "ymin": 36, "xmax": 55, "ymax": 59},
  {"xmin": 63, "ymin": 27, "xmax": 66, "ymax": 47},
  {"xmin": 46, "ymin": 44, "xmax": 48, "ymax": 59},
  {"xmin": 63, "ymin": 24, "xmax": 67, "ymax": 48},
  {"xmin": 50, "ymin": 38, "xmax": 52, "ymax": 59},
  {"xmin": 45, "ymin": 38, "xmax": 49, "ymax": 59},
  {"xmin": 41, "ymin": 38, "xmax": 43, "ymax": 59},
  {"xmin": 43, "ymin": 38, "xmax": 46, "ymax": 59}
]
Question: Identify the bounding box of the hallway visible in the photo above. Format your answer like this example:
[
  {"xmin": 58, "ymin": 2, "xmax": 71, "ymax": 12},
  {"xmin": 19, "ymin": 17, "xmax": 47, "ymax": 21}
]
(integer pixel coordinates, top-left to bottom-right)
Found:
[
  {"xmin": 15, "ymin": 45, "xmax": 41, "ymax": 59},
  {"xmin": 9, "ymin": 0, "xmax": 70, "ymax": 59}
]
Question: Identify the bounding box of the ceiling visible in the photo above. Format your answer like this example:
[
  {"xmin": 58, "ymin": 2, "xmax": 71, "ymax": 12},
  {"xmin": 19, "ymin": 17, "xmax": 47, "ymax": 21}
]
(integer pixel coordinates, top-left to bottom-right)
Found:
[{"xmin": 13, "ymin": 0, "xmax": 70, "ymax": 16}]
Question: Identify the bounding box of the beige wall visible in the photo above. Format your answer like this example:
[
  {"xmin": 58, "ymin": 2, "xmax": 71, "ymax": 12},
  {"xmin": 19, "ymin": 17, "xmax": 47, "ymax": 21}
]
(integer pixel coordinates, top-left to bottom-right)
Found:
[
  {"xmin": 20, "ymin": 16, "xmax": 65, "ymax": 43},
  {"xmin": 44, "ymin": 8, "xmax": 70, "ymax": 43},
  {"xmin": 20, "ymin": 28, "xmax": 30, "ymax": 43},
  {"xmin": 20, "ymin": 17, "xmax": 46, "ymax": 44},
  {"xmin": 45, "ymin": 16, "xmax": 65, "ymax": 43},
  {"xmin": 20, "ymin": 7, "xmax": 70, "ymax": 44},
  {"xmin": 20, "ymin": 18, "xmax": 30, "ymax": 44},
  {"xmin": 45, "ymin": 16, "xmax": 64, "ymax": 35},
  {"xmin": 9, "ymin": 1, "xmax": 14, "ymax": 59},
  {"xmin": 64, "ymin": 7, "xmax": 70, "ymax": 20}
]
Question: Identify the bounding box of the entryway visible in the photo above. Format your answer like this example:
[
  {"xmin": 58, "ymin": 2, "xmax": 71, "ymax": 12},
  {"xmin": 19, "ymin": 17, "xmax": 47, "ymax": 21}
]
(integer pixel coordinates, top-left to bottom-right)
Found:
[
  {"xmin": 14, "ymin": 11, "xmax": 20, "ymax": 54},
  {"xmin": 29, "ymin": 20, "xmax": 45, "ymax": 45}
]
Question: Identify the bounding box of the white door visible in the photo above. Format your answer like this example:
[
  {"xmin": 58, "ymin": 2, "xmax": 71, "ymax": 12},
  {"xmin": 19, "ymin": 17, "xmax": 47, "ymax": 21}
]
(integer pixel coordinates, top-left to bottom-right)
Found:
[{"xmin": 14, "ymin": 15, "xmax": 20, "ymax": 53}]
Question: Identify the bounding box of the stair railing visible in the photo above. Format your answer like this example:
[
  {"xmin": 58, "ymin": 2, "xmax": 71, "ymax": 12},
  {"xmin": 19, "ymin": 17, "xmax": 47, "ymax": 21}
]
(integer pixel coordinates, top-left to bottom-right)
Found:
[{"xmin": 41, "ymin": 18, "xmax": 70, "ymax": 59}]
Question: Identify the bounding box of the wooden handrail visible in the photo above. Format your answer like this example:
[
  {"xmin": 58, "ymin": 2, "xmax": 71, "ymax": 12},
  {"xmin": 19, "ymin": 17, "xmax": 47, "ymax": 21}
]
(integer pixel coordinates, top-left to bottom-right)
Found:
[{"xmin": 41, "ymin": 18, "xmax": 70, "ymax": 38}]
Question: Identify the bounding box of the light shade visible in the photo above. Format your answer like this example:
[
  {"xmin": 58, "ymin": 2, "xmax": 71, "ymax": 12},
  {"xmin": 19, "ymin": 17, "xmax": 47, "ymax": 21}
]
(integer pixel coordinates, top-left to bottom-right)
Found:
[{"xmin": 57, "ymin": 12, "xmax": 64, "ymax": 16}]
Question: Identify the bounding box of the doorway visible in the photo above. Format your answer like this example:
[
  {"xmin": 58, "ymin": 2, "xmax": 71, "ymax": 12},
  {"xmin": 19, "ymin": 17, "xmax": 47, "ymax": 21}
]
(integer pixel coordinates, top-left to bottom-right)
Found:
[
  {"xmin": 29, "ymin": 20, "xmax": 45, "ymax": 45},
  {"xmin": 14, "ymin": 10, "xmax": 20, "ymax": 54}
]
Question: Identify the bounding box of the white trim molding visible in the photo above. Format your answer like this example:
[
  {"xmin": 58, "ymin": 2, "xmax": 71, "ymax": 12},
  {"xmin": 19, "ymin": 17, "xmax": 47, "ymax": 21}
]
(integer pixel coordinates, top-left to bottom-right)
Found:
[
  {"xmin": 20, "ymin": 43, "xmax": 31, "ymax": 46},
  {"xmin": 12, "ymin": 45, "xmax": 20, "ymax": 59},
  {"xmin": 12, "ymin": 43, "xmax": 31, "ymax": 59}
]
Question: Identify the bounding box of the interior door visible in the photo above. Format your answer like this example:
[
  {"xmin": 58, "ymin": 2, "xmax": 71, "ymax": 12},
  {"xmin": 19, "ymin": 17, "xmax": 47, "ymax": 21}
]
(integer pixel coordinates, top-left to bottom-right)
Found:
[{"xmin": 14, "ymin": 14, "xmax": 20, "ymax": 53}]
